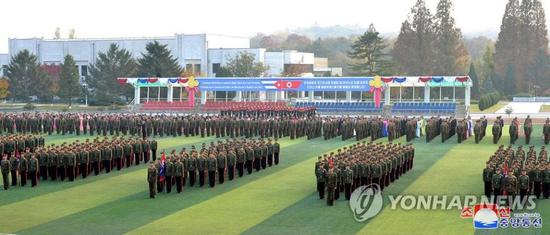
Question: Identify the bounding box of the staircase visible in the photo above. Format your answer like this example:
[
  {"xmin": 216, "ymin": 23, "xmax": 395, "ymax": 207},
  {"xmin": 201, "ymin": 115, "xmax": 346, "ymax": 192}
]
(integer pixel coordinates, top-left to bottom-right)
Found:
[
  {"xmin": 455, "ymin": 104, "xmax": 467, "ymax": 118},
  {"xmin": 382, "ymin": 105, "xmax": 392, "ymax": 118}
]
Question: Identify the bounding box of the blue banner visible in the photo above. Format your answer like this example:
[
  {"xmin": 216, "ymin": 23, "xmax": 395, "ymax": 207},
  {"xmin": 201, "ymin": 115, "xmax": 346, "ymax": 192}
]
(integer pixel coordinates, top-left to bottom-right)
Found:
[{"xmin": 196, "ymin": 77, "xmax": 372, "ymax": 91}]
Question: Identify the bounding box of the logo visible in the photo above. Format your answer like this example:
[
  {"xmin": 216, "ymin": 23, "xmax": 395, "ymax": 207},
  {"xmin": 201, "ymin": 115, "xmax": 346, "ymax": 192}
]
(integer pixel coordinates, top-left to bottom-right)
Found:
[
  {"xmin": 461, "ymin": 203, "xmax": 542, "ymax": 230},
  {"xmin": 349, "ymin": 183, "xmax": 383, "ymax": 222}
]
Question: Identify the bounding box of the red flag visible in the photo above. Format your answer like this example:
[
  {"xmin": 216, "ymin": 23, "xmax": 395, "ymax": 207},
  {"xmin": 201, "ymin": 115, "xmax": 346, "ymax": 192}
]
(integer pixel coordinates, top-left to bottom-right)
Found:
[{"xmin": 159, "ymin": 152, "xmax": 166, "ymax": 182}]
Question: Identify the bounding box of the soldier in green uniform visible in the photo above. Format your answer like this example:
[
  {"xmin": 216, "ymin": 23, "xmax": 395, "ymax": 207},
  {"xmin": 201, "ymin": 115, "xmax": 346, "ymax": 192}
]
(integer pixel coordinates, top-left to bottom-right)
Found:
[
  {"xmin": 543, "ymin": 163, "xmax": 550, "ymax": 199},
  {"xmin": 38, "ymin": 149, "xmax": 48, "ymax": 180},
  {"xmin": 504, "ymin": 170, "xmax": 518, "ymax": 208},
  {"xmin": 491, "ymin": 169, "xmax": 503, "ymax": 203},
  {"xmin": 124, "ymin": 141, "xmax": 132, "ymax": 168},
  {"xmin": 227, "ymin": 147, "xmax": 236, "ymax": 181},
  {"xmin": 236, "ymin": 145, "xmax": 245, "ymax": 177},
  {"xmin": 174, "ymin": 158, "xmax": 184, "ymax": 193},
  {"xmin": 509, "ymin": 118, "xmax": 518, "ymax": 144},
  {"xmin": 197, "ymin": 151, "xmax": 206, "ymax": 187},
  {"xmin": 518, "ymin": 170, "xmax": 529, "ymax": 204},
  {"xmin": 326, "ymin": 168, "xmax": 337, "ymax": 206},
  {"xmin": 147, "ymin": 163, "xmax": 157, "ymax": 198},
  {"xmin": 217, "ymin": 148, "xmax": 226, "ymax": 184},
  {"xmin": 524, "ymin": 116, "xmax": 532, "ymax": 145},
  {"xmin": 492, "ymin": 120, "xmax": 501, "ymax": 144},
  {"xmin": 544, "ymin": 118, "xmax": 550, "ymax": 145},
  {"xmin": 482, "ymin": 162, "xmax": 493, "ymax": 199},
  {"xmin": 151, "ymin": 139, "xmax": 158, "ymax": 161},
  {"xmin": 20, "ymin": 151, "xmax": 28, "ymax": 186},
  {"xmin": 165, "ymin": 156, "xmax": 174, "ymax": 193},
  {"xmin": 316, "ymin": 162, "xmax": 326, "ymax": 199},
  {"xmin": 343, "ymin": 164, "xmax": 353, "ymax": 200},
  {"xmin": 66, "ymin": 148, "xmax": 76, "ymax": 181},
  {"xmin": 273, "ymin": 139, "xmax": 280, "ymax": 165},
  {"xmin": 29, "ymin": 153, "xmax": 39, "ymax": 187},
  {"xmin": 533, "ymin": 164, "xmax": 543, "ymax": 198},
  {"xmin": 207, "ymin": 153, "xmax": 217, "ymax": 188},
  {"xmin": 1, "ymin": 155, "xmax": 10, "ymax": 190}
]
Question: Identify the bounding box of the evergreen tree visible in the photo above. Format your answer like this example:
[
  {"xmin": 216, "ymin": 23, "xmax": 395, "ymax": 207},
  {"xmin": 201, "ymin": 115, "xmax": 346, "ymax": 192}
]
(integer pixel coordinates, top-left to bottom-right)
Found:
[
  {"xmin": 137, "ymin": 41, "xmax": 182, "ymax": 77},
  {"xmin": 494, "ymin": 0, "xmax": 548, "ymax": 95},
  {"xmin": 468, "ymin": 63, "xmax": 480, "ymax": 99},
  {"xmin": 392, "ymin": 0, "xmax": 436, "ymax": 75},
  {"xmin": 348, "ymin": 24, "xmax": 393, "ymax": 76},
  {"xmin": 433, "ymin": 0, "xmax": 469, "ymax": 75},
  {"xmin": 6, "ymin": 50, "xmax": 48, "ymax": 101},
  {"xmin": 58, "ymin": 55, "xmax": 82, "ymax": 105},
  {"xmin": 88, "ymin": 44, "xmax": 137, "ymax": 104}
]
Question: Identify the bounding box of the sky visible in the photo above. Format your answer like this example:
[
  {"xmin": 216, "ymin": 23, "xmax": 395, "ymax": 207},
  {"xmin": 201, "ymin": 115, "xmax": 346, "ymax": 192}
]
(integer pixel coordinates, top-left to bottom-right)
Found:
[{"xmin": 0, "ymin": 0, "xmax": 549, "ymax": 53}]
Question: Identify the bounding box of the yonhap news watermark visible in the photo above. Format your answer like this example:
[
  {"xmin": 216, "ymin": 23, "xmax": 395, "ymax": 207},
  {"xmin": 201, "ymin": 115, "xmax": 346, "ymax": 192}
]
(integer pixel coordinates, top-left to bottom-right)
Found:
[{"xmin": 349, "ymin": 184, "xmax": 543, "ymax": 230}]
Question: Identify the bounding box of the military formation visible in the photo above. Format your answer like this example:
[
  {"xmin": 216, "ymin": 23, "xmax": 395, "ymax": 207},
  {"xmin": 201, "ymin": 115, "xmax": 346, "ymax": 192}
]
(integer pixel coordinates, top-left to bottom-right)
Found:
[
  {"xmin": 483, "ymin": 145, "xmax": 550, "ymax": 208},
  {"xmin": 315, "ymin": 142, "xmax": 414, "ymax": 206},
  {"xmin": 220, "ymin": 104, "xmax": 316, "ymax": 118},
  {"xmin": 1, "ymin": 136, "xmax": 157, "ymax": 191},
  {"xmin": 147, "ymin": 138, "xmax": 280, "ymax": 198}
]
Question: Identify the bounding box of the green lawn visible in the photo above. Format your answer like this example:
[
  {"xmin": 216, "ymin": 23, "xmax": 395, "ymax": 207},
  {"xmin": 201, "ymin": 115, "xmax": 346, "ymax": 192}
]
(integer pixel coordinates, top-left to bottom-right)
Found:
[
  {"xmin": 0, "ymin": 127, "xmax": 548, "ymax": 235},
  {"xmin": 540, "ymin": 105, "xmax": 550, "ymax": 112},
  {"xmin": 469, "ymin": 101, "xmax": 508, "ymax": 114}
]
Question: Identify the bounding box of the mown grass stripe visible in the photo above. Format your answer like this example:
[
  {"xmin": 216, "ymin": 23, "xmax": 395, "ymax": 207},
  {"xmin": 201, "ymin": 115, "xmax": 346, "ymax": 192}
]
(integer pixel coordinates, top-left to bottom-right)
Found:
[
  {"xmin": 0, "ymin": 136, "xmax": 218, "ymax": 233},
  {"xmin": 126, "ymin": 138, "xmax": 355, "ymax": 235},
  {"xmin": 18, "ymin": 139, "xmax": 306, "ymax": 234}
]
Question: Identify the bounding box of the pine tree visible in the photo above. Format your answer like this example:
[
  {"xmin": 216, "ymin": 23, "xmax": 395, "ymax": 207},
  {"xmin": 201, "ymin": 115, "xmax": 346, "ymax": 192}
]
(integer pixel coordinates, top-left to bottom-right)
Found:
[
  {"xmin": 6, "ymin": 50, "xmax": 48, "ymax": 101},
  {"xmin": 58, "ymin": 55, "xmax": 82, "ymax": 105},
  {"xmin": 468, "ymin": 63, "xmax": 480, "ymax": 99},
  {"xmin": 433, "ymin": 0, "xmax": 469, "ymax": 75},
  {"xmin": 392, "ymin": 0, "xmax": 436, "ymax": 75},
  {"xmin": 494, "ymin": 0, "xmax": 521, "ymax": 94},
  {"xmin": 348, "ymin": 24, "xmax": 392, "ymax": 76},
  {"xmin": 88, "ymin": 44, "xmax": 137, "ymax": 104},
  {"xmin": 137, "ymin": 41, "xmax": 182, "ymax": 77}
]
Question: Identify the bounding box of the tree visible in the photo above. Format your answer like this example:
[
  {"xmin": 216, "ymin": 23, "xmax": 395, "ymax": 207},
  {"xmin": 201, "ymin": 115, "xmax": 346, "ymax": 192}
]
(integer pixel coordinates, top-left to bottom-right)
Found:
[
  {"xmin": 433, "ymin": 0, "xmax": 469, "ymax": 75},
  {"xmin": 468, "ymin": 63, "xmax": 480, "ymax": 99},
  {"xmin": 392, "ymin": 0, "xmax": 436, "ymax": 75},
  {"xmin": 58, "ymin": 55, "xmax": 81, "ymax": 105},
  {"xmin": 494, "ymin": 0, "xmax": 548, "ymax": 95},
  {"xmin": 219, "ymin": 52, "xmax": 268, "ymax": 77},
  {"xmin": 530, "ymin": 49, "xmax": 549, "ymax": 94},
  {"xmin": 54, "ymin": 27, "xmax": 61, "ymax": 39},
  {"xmin": 348, "ymin": 24, "xmax": 393, "ymax": 76},
  {"xmin": 137, "ymin": 41, "xmax": 182, "ymax": 77},
  {"xmin": 0, "ymin": 78, "xmax": 9, "ymax": 100},
  {"xmin": 6, "ymin": 50, "xmax": 47, "ymax": 101},
  {"xmin": 68, "ymin": 29, "xmax": 76, "ymax": 39},
  {"xmin": 88, "ymin": 44, "xmax": 137, "ymax": 104}
]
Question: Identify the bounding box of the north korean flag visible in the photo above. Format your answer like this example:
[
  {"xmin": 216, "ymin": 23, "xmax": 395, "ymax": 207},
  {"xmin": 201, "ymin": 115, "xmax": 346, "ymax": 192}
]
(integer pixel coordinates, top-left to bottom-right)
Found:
[{"xmin": 274, "ymin": 80, "xmax": 302, "ymax": 90}]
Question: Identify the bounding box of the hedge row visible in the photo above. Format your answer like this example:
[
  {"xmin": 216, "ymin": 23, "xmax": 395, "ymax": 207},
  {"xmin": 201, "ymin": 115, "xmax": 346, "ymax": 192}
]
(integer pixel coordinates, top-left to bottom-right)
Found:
[{"xmin": 479, "ymin": 92, "xmax": 501, "ymax": 111}]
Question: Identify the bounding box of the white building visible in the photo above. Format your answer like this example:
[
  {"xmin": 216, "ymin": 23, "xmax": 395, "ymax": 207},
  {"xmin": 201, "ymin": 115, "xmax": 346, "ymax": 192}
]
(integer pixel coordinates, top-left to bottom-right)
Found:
[
  {"xmin": 0, "ymin": 54, "xmax": 8, "ymax": 77},
  {"xmin": 3, "ymin": 34, "xmax": 323, "ymax": 81}
]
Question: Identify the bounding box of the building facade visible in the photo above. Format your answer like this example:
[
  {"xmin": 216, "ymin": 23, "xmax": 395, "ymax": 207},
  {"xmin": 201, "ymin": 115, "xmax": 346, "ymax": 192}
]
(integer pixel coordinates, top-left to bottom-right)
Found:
[{"xmin": 2, "ymin": 34, "xmax": 333, "ymax": 82}]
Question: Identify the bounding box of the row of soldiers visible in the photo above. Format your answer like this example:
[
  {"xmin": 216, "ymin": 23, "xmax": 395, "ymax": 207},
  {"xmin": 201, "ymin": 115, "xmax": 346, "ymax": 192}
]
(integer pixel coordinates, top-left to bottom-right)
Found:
[
  {"xmin": 147, "ymin": 138, "xmax": 280, "ymax": 198},
  {"xmin": 491, "ymin": 116, "xmax": 545, "ymax": 145},
  {"xmin": 1, "ymin": 134, "xmax": 45, "ymax": 156},
  {"xmin": 315, "ymin": 142, "xmax": 415, "ymax": 206},
  {"xmin": 482, "ymin": 145, "xmax": 550, "ymax": 208},
  {"xmin": 1, "ymin": 136, "xmax": 158, "ymax": 191}
]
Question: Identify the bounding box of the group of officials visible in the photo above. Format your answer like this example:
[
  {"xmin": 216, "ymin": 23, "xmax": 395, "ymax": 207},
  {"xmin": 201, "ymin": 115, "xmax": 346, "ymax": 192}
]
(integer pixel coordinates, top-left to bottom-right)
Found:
[
  {"xmin": 483, "ymin": 145, "xmax": 550, "ymax": 208},
  {"xmin": 147, "ymin": 138, "xmax": 280, "ymax": 198},
  {"xmin": 315, "ymin": 142, "xmax": 415, "ymax": 206},
  {"xmin": 1, "ymin": 136, "xmax": 157, "ymax": 191}
]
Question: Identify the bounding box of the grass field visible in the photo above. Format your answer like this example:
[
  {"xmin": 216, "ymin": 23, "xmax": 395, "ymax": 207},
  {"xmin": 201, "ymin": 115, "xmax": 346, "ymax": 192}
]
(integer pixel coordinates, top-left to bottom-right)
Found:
[
  {"xmin": 540, "ymin": 105, "xmax": 550, "ymax": 112},
  {"xmin": 0, "ymin": 126, "xmax": 549, "ymax": 235},
  {"xmin": 469, "ymin": 101, "xmax": 509, "ymax": 114}
]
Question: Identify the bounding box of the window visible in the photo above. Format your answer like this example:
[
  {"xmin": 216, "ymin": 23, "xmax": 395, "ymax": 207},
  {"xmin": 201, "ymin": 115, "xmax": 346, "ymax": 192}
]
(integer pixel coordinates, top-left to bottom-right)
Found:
[
  {"xmin": 212, "ymin": 63, "xmax": 221, "ymax": 74},
  {"xmin": 81, "ymin": 65, "xmax": 88, "ymax": 76},
  {"xmin": 193, "ymin": 64, "xmax": 201, "ymax": 74},
  {"xmin": 185, "ymin": 64, "xmax": 193, "ymax": 72}
]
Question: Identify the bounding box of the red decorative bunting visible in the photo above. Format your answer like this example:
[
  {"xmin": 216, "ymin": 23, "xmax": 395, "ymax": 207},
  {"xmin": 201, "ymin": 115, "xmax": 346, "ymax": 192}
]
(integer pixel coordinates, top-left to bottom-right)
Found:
[
  {"xmin": 455, "ymin": 76, "xmax": 469, "ymax": 82},
  {"xmin": 117, "ymin": 78, "xmax": 127, "ymax": 85},
  {"xmin": 148, "ymin": 78, "xmax": 158, "ymax": 83},
  {"xmin": 381, "ymin": 77, "xmax": 394, "ymax": 83},
  {"xmin": 179, "ymin": 78, "xmax": 188, "ymax": 83},
  {"xmin": 419, "ymin": 77, "xmax": 432, "ymax": 83}
]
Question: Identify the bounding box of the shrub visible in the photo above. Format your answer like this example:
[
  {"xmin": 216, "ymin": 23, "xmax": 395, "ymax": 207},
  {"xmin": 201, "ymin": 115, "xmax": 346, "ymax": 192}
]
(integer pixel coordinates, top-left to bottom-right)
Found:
[
  {"xmin": 478, "ymin": 92, "xmax": 500, "ymax": 111},
  {"xmin": 23, "ymin": 103, "xmax": 35, "ymax": 110}
]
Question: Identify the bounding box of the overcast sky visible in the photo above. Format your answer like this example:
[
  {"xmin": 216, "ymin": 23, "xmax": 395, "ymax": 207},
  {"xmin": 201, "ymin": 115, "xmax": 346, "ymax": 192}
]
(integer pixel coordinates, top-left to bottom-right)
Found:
[{"xmin": 1, "ymin": 0, "xmax": 549, "ymax": 53}]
